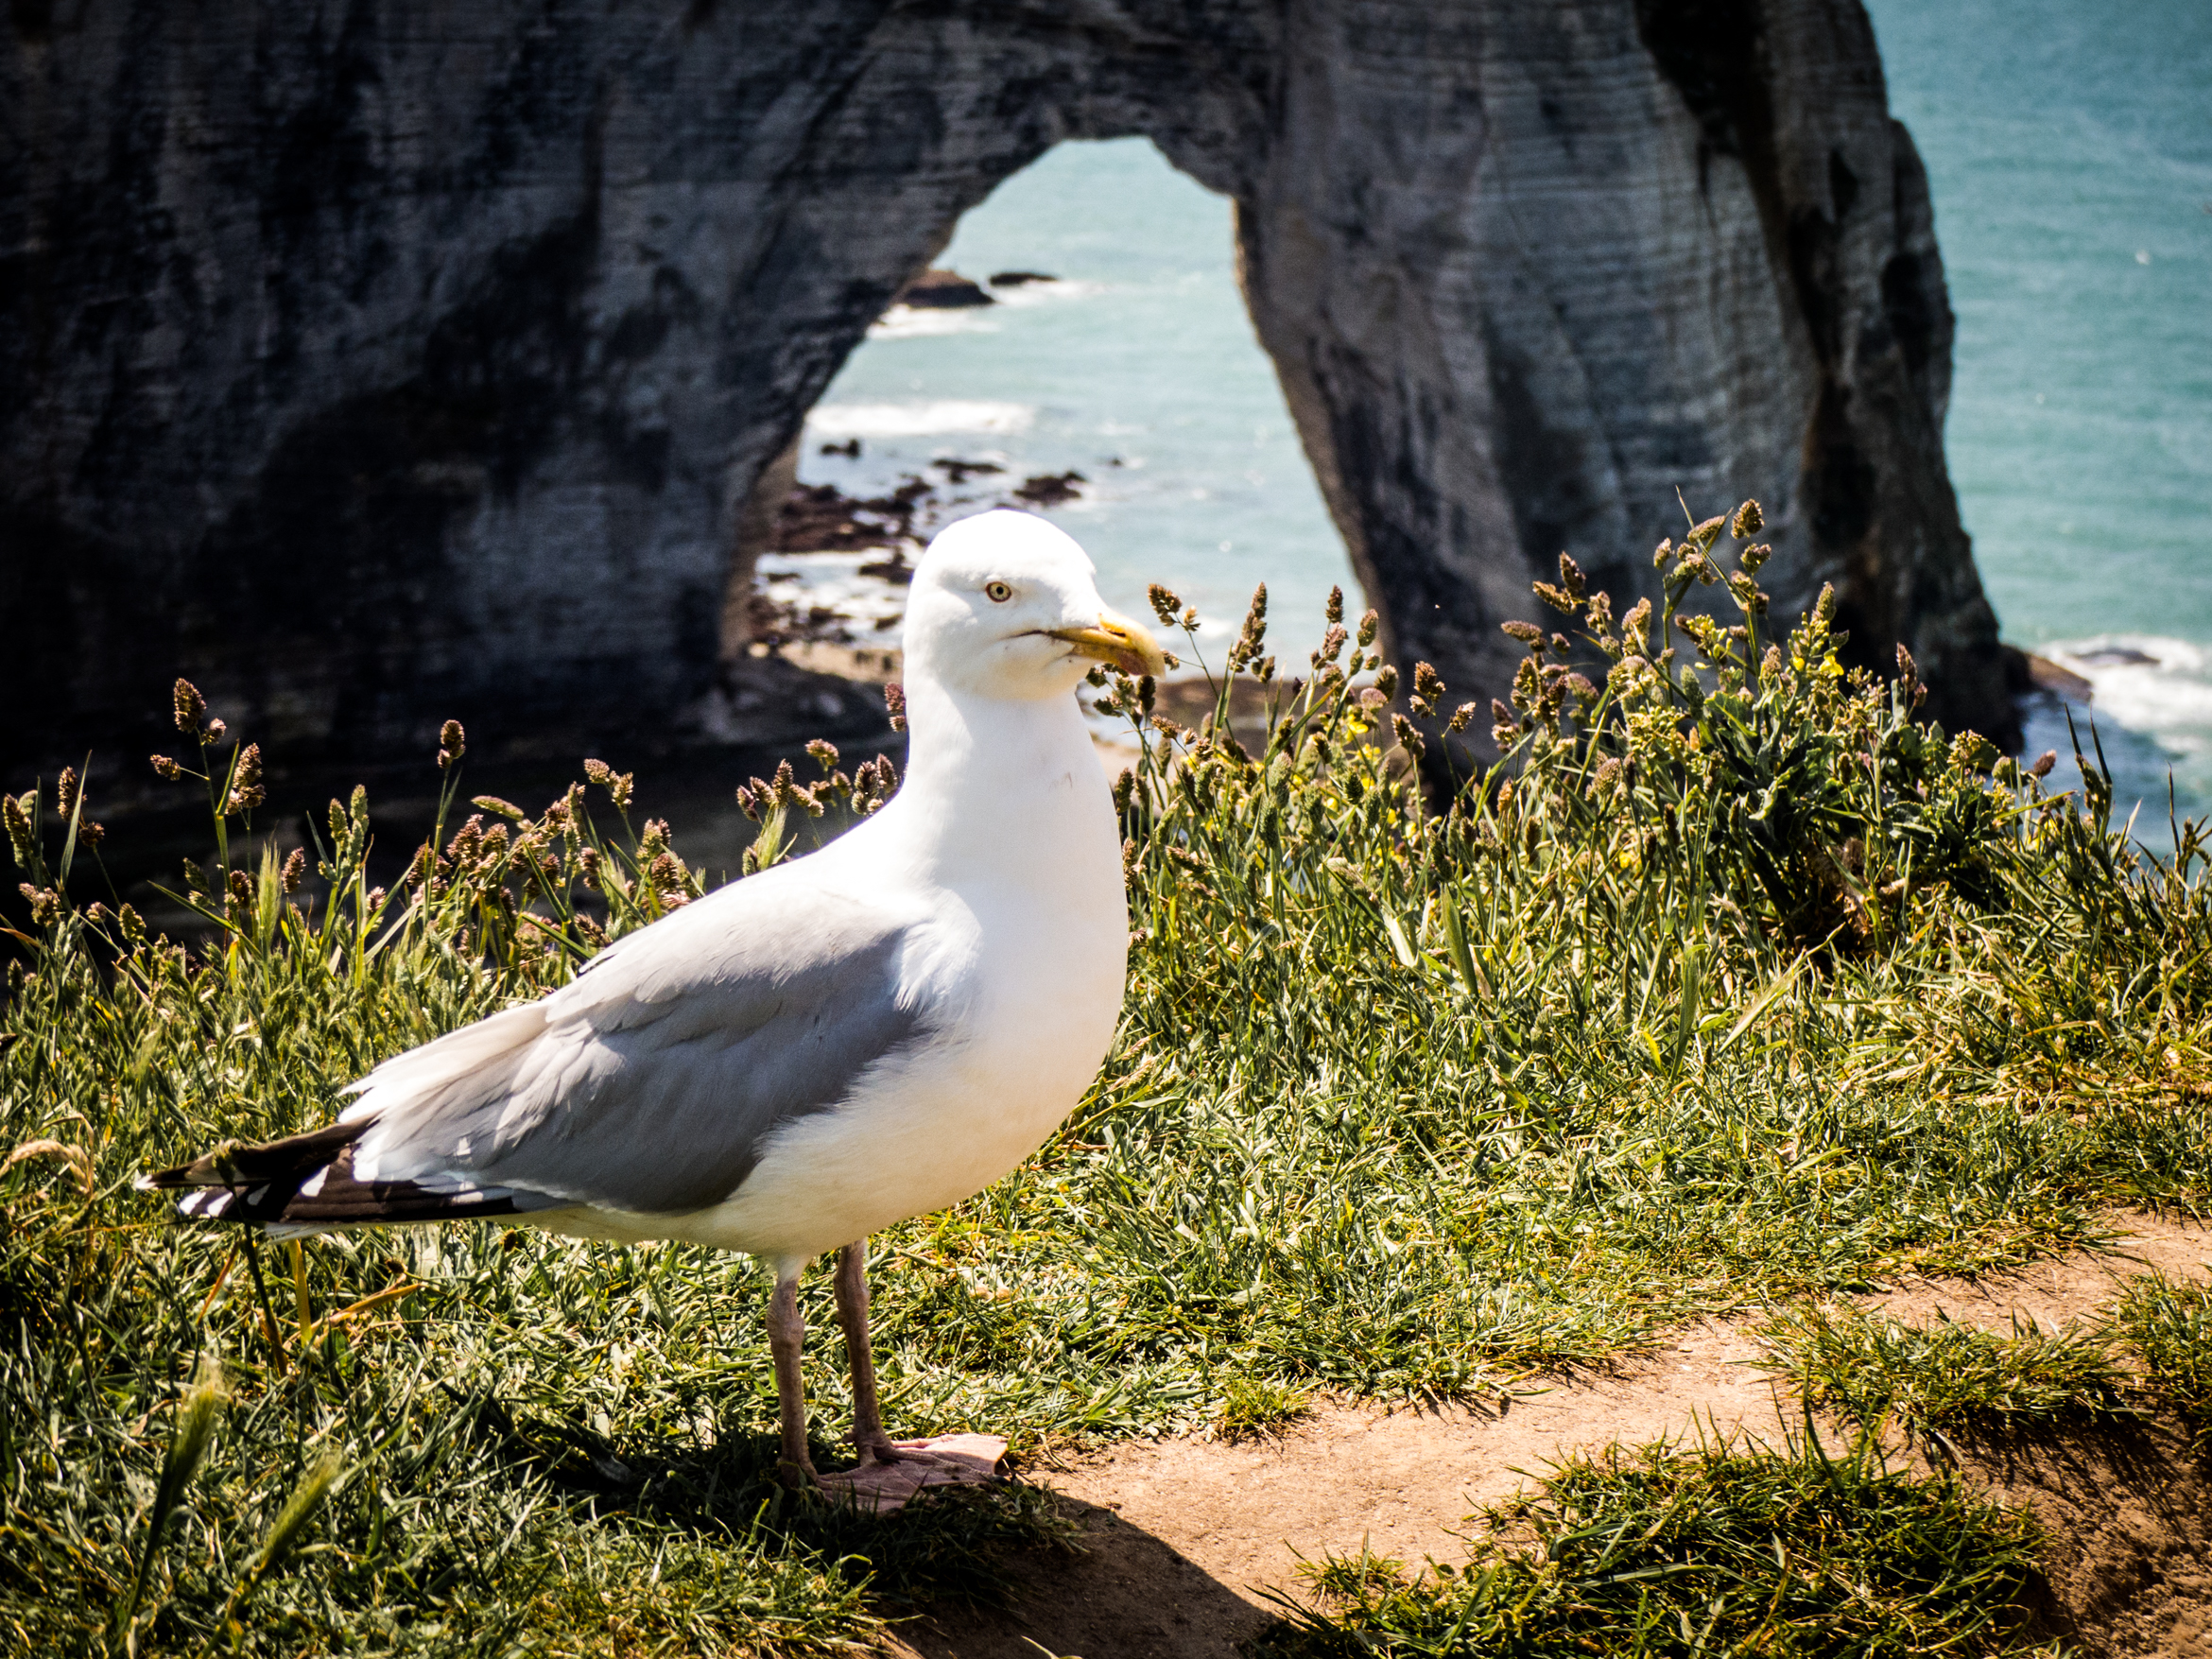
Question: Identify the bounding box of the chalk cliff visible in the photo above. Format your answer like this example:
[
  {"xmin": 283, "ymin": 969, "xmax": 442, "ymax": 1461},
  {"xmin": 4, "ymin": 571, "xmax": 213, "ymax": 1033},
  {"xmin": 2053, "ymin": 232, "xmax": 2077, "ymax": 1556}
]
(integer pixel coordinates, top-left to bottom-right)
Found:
[{"xmin": 0, "ymin": 0, "xmax": 2016, "ymax": 788}]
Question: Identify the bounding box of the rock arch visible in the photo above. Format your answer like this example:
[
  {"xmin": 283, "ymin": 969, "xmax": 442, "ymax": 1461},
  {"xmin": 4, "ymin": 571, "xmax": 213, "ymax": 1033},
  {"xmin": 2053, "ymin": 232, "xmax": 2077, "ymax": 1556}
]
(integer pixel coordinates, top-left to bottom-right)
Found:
[{"xmin": 0, "ymin": 0, "xmax": 2014, "ymax": 786}]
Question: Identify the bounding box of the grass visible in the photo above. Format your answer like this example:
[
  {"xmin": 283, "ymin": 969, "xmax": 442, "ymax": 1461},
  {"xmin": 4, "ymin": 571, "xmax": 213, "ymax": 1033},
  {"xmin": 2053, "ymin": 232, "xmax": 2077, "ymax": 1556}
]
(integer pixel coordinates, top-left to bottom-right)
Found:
[
  {"xmin": 1754, "ymin": 1304, "xmax": 2134, "ymax": 1443},
  {"xmin": 1213, "ymin": 1376, "xmax": 1313, "ymax": 1442},
  {"xmin": 2113, "ymin": 1270, "xmax": 2212, "ymax": 1450},
  {"xmin": 7, "ymin": 501, "xmax": 2212, "ymax": 1650},
  {"xmin": 1253, "ymin": 1429, "xmax": 2053, "ymax": 1659}
]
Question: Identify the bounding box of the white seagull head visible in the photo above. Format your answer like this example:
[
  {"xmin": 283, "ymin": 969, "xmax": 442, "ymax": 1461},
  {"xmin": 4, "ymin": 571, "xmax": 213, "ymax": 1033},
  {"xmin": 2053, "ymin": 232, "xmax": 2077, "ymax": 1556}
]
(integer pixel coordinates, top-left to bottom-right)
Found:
[{"xmin": 902, "ymin": 510, "xmax": 1166, "ymax": 702}]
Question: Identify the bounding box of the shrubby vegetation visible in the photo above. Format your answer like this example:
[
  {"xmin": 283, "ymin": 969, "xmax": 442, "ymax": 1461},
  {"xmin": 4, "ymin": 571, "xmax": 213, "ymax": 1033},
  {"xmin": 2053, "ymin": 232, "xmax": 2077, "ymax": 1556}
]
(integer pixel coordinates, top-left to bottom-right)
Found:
[{"xmin": 6, "ymin": 502, "xmax": 2211, "ymax": 1651}]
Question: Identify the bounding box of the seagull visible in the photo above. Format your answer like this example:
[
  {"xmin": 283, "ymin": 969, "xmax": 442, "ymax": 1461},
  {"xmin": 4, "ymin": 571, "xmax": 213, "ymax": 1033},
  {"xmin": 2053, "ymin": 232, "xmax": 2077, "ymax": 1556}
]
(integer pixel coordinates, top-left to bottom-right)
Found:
[{"xmin": 143, "ymin": 509, "xmax": 1166, "ymax": 1505}]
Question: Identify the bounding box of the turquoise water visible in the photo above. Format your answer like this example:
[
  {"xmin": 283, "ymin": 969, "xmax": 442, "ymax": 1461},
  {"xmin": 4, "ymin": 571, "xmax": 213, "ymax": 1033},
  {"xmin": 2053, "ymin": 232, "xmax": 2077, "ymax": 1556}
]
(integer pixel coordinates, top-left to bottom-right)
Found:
[
  {"xmin": 805, "ymin": 16, "xmax": 2210, "ymax": 821},
  {"xmin": 1867, "ymin": 0, "xmax": 2212, "ymax": 827},
  {"xmin": 796, "ymin": 140, "xmax": 1350, "ymax": 656}
]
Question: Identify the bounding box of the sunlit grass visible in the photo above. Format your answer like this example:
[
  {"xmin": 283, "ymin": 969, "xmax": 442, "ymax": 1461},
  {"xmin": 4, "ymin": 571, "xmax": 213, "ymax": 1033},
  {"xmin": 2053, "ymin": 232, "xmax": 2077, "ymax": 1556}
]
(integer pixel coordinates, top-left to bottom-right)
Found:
[
  {"xmin": 2114, "ymin": 1270, "xmax": 2212, "ymax": 1451},
  {"xmin": 8, "ymin": 501, "xmax": 2212, "ymax": 1650},
  {"xmin": 1754, "ymin": 1303, "xmax": 2134, "ymax": 1443},
  {"xmin": 1253, "ymin": 1430, "xmax": 2052, "ymax": 1659}
]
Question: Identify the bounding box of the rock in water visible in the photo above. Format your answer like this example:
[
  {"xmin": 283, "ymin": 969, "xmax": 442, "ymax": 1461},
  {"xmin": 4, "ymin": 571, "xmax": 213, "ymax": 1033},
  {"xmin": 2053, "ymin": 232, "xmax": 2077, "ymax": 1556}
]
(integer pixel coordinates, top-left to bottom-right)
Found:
[
  {"xmin": 895, "ymin": 268, "xmax": 996, "ymax": 308},
  {"xmin": 0, "ymin": 0, "xmax": 2020, "ymax": 786}
]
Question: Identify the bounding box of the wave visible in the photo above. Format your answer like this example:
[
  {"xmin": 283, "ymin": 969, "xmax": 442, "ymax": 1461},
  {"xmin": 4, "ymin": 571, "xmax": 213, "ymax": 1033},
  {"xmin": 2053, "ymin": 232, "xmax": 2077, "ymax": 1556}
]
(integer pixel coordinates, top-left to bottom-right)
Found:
[
  {"xmin": 2045, "ymin": 634, "xmax": 2212, "ymax": 750},
  {"xmin": 864, "ymin": 306, "xmax": 1001, "ymax": 340},
  {"xmin": 805, "ymin": 400, "xmax": 1037, "ymax": 439}
]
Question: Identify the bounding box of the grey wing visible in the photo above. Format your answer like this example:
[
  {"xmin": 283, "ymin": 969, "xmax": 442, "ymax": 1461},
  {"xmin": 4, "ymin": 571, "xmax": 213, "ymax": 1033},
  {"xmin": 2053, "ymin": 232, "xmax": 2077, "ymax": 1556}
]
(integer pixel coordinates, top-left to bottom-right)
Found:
[{"xmin": 343, "ymin": 873, "xmax": 931, "ymax": 1214}]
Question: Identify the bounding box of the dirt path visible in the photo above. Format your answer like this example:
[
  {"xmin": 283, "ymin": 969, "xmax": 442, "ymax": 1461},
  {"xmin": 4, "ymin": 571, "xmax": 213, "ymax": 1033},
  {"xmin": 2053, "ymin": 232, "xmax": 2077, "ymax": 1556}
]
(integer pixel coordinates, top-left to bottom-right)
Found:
[{"xmin": 884, "ymin": 1214, "xmax": 2212, "ymax": 1659}]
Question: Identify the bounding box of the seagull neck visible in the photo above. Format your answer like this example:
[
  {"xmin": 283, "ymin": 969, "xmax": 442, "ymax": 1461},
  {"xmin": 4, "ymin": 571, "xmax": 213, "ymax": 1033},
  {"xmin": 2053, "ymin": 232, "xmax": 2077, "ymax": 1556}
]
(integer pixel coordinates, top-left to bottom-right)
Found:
[{"xmin": 886, "ymin": 679, "xmax": 1105, "ymax": 887}]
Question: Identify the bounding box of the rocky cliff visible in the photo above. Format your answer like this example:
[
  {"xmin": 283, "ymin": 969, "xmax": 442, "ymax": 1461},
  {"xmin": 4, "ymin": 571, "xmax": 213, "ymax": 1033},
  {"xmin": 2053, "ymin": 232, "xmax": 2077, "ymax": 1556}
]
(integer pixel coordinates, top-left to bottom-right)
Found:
[{"xmin": 0, "ymin": 0, "xmax": 2016, "ymax": 790}]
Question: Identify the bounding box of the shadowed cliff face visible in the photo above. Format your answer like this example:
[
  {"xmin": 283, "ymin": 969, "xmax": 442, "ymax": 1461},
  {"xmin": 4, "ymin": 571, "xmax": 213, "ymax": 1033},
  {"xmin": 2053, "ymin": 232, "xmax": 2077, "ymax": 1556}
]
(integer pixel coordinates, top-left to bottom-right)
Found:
[{"xmin": 0, "ymin": 0, "xmax": 2016, "ymax": 790}]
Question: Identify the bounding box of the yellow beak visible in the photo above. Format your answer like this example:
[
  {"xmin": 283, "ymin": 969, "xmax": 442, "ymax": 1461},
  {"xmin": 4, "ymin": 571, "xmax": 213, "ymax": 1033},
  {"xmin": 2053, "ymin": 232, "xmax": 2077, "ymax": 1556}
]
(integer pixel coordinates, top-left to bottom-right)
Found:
[{"xmin": 1047, "ymin": 613, "xmax": 1167, "ymax": 678}]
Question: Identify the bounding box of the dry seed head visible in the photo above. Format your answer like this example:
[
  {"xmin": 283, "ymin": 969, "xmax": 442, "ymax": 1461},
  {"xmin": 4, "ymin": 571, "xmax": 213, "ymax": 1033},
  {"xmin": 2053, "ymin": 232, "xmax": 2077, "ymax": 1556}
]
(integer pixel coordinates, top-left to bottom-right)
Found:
[
  {"xmin": 1761, "ymin": 644, "xmax": 1784, "ymax": 680},
  {"xmin": 1730, "ymin": 499, "xmax": 1764, "ymax": 538},
  {"xmin": 1564, "ymin": 672, "xmax": 1598, "ymax": 700},
  {"xmin": 1622, "ymin": 597, "xmax": 1651, "ymax": 639},
  {"xmin": 806, "ymin": 738, "xmax": 840, "ymax": 773},
  {"xmin": 1651, "ymin": 537, "xmax": 1674, "ymax": 569},
  {"xmin": 151, "ymin": 753, "xmax": 184, "ymax": 781},
  {"xmin": 2030, "ymin": 750, "xmax": 2057, "ymax": 778},
  {"xmin": 1533, "ymin": 580, "xmax": 1578, "ymax": 613},
  {"xmin": 2, "ymin": 793, "xmax": 32, "ymax": 869},
  {"xmin": 1447, "ymin": 701, "xmax": 1478, "ymax": 734},
  {"xmin": 1688, "ymin": 514, "xmax": 1726, "ymax": 549},
  {"xmin": 173, "ymin": 678, "xmax": 207, "ymax": 736},
  {"xmin": 227, "ymin": 742, "xmax": 266, "ymax": 813},
  {"xmin": 1374, "ymin": 664, "xmax": 1398, "ymax": 700},
  {"xmin": 584, "ymin": 758, "xmax": 613, "ymax": 786},
  {"xmin": 1739, "ymin": 542, "xmax": 1771, "ymax": 573},
  {"xmin": 1357, "ymin": 687, "xmax": 1389, "ymax": 711},
  {"xmin": 1148, "ymin": 582, "xmax": 1183, "ymax": 626},
  {"xmin": 204, "ymin": 717, "xmax": 227, "ymax": 745},
  {"xmin": 1112, "ymin": 769, "xmax": 1135, "ymax": 815},
  {"xmin": 437, "ymin": 719, "xmax": 466, "ymax": 769},
  {"xmin": 56, "ymin": 768, "xmax": 77, "ymax": 819},
  {"xmin": 20, "ymin": 884, "xmax": 58, "ymax": 927},
  {"xmin": 1390, "ymin": 712, "xmax": 1425, "ymax": 760},
  {"xmin": 1895, "ymin": 643, "xmax": 1919, "ymax": 684},
  {"xmin": 1356, "ymin": 608, "xmax": 1379, "ymax": 648},
  {"xmin": 1501, "ymin": 620, "xmax": 1543, "ymax": 647},
  {"xmin": 1559, "ymin": 551, "xmax": 1587, "ymax": 600},
  {"xmin": 281, "ymin": 847, "xmax": 306, "ymax": 892},
  {"xmin": 1586, "ymin": 590, "xmax": 1615, "ymax": 632},
  {"xmin": 885, "ymin": 682, "xmax": 907, "ymax": 733}
]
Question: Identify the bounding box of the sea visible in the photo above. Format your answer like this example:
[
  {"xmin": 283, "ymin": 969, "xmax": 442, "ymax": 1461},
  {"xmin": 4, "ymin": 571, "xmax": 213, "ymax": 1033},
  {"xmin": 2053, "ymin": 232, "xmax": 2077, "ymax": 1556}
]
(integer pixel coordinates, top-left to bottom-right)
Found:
[{"xmin": 789, "ymin": 1, "xmax": 2211, "ymax": 836}]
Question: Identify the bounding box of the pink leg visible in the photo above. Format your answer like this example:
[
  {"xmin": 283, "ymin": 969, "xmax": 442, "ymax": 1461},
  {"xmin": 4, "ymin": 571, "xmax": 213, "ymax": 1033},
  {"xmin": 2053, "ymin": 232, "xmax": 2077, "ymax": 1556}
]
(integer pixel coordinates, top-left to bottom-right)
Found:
[
  {"xmin": 768, "ymin": 1272, "xmax": 817, "ymax": 1490},
  {"xmin": 834, "ymin": 1240, "xmax": 900, "ymax": 1463}
]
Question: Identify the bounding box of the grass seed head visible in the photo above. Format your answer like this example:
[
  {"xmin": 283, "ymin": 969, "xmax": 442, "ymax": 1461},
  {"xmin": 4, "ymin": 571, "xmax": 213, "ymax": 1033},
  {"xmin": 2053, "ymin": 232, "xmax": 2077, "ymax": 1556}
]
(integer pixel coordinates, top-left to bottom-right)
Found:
[
  {"xmin": 172, "ymin": 677, "xmax": 207, "ymax": 737},
  {"xmin": 227, "ymin": 742, "xmax": 266, "ymax": 814}
]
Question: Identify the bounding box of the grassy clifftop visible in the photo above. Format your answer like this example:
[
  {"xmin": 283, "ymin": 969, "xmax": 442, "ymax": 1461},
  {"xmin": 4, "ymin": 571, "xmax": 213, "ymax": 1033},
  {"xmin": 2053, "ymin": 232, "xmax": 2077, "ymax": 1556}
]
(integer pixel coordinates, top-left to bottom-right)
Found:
[{"xmin": 6, "ymin": 505, "xmax": 2210, "ymax": 1654}]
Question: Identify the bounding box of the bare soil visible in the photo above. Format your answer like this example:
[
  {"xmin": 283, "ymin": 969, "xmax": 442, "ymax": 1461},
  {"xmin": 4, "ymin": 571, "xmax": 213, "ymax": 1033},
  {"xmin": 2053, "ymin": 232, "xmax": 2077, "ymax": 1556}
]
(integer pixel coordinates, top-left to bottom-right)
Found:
[{"xmin": 882, "ymin": 1213, "xmax": 2212, "ymax": 1659}]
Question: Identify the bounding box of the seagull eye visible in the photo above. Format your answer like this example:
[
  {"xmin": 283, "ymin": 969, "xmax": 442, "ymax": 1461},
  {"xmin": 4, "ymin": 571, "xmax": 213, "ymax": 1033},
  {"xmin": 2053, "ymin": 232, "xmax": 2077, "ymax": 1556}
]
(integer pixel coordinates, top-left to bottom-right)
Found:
[{"xmin": 984, "ymin": 580, "xmax": 1014, "ymax": 603}]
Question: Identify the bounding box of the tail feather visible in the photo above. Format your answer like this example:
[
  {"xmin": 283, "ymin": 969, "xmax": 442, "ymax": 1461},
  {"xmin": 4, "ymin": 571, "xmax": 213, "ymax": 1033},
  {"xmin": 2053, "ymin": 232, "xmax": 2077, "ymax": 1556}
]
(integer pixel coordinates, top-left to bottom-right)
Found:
[{"xmin": 139, "ymin": 1118, "xmax": 562, "ymax": 1232}]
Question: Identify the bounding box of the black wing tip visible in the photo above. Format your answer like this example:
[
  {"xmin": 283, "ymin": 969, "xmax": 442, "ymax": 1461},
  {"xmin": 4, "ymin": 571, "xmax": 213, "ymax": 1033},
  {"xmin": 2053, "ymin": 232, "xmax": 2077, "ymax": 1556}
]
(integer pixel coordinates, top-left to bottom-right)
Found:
[{"xmin": 143, "ymin": 1116, "xmax": 559, "ymax": 1230}]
